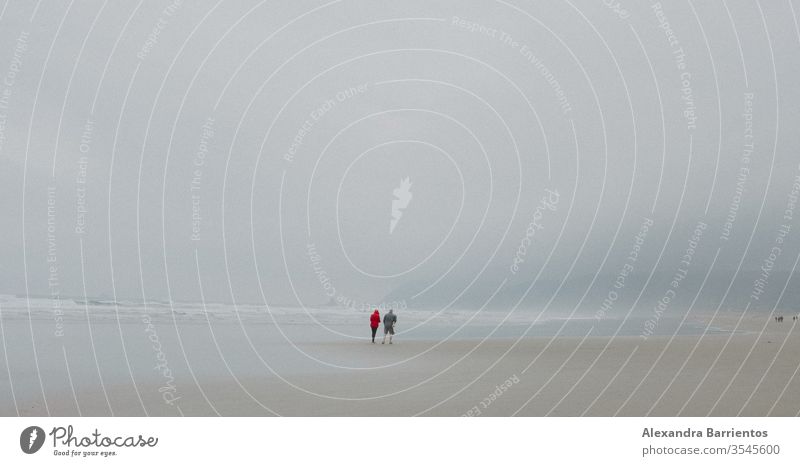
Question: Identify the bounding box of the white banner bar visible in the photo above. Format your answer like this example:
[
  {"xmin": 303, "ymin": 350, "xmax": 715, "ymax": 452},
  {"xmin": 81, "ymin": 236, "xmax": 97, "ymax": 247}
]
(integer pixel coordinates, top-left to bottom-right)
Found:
[{"xmin": 1, "ymin": 417, "xmax": 796, "ymax": 465}]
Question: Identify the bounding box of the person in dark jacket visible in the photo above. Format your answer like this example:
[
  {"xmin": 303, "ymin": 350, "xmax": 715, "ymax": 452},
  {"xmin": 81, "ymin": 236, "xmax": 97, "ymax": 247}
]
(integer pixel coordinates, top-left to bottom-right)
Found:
[
  {"xmin": 369, "ymin": 309, "xmax": 381, "ymax": 343},
  {"xmin": 382, "ymin": 309, "xmax": 397, "ymax": 344}
]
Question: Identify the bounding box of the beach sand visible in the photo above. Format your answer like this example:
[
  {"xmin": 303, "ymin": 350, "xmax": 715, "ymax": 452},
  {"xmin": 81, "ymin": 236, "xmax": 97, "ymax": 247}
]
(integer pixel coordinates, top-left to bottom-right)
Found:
[{"xmin": 1, "ymin": 309, "xmax": 798, "ymax": 416}]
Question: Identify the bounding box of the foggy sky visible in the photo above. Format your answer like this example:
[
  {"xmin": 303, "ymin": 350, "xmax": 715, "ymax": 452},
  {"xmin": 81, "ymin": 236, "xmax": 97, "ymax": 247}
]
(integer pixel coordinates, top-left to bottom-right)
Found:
[{"xmin": 1, "ymin": 0, "xmax": 799, "ymax": 313}]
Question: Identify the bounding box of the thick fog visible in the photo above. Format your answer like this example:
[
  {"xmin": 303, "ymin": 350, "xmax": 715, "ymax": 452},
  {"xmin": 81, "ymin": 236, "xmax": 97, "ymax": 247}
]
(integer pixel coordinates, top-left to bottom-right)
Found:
[{"xmin": 1, "ymin": 0, "xmax": 798, "ymax": 315}]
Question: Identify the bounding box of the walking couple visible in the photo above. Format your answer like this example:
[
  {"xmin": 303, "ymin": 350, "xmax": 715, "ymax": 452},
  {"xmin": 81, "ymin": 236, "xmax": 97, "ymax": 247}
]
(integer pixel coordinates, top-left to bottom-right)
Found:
[{"xmin": 370, "ymin": 309, "xmax": 397, "ymax": 344}]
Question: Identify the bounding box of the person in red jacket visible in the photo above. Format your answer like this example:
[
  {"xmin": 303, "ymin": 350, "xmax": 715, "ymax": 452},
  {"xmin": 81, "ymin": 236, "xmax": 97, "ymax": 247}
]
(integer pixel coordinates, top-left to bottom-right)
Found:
[{"xmin": 369, "ymin": 309, "xmax": 381, "ymax": 343}]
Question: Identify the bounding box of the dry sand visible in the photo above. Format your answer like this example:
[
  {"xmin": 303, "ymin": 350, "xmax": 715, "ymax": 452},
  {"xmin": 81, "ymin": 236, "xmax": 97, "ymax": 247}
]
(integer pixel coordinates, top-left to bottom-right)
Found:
[{"xmin": 3, "ymin": 311, "xmax": 797, "ymax": 416}]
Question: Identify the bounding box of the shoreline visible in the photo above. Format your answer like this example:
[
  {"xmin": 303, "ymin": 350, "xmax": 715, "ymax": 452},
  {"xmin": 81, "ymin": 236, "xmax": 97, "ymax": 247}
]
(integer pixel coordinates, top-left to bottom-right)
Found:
[{"xmin": 0, "ymin": 312, "xmax": 796, "ymax": 416}]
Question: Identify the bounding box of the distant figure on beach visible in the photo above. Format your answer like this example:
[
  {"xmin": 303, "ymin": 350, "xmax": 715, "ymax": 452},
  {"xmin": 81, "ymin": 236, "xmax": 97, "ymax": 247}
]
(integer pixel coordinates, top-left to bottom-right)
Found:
[
  {"xmin": 382, "ymin": 309, "xmax": 397, "ymax": 344},
  {"xmin": 370, "ymin": 309, "xmax": 381, "ymax": 343}
]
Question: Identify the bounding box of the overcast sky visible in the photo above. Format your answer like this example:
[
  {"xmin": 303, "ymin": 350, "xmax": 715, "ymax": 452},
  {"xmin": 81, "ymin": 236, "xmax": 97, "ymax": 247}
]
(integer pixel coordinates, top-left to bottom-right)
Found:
[{"xmin": 1, "ymin": 0, "xmax": 799, "ymax": 312}]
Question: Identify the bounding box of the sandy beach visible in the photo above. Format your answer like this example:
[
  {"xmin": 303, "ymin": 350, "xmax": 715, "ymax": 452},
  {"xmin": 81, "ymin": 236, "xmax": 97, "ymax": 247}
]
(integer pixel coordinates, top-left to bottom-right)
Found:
[{"xmin": 1, "ymin": 303, "xmax": 798, "ymax": 417}]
